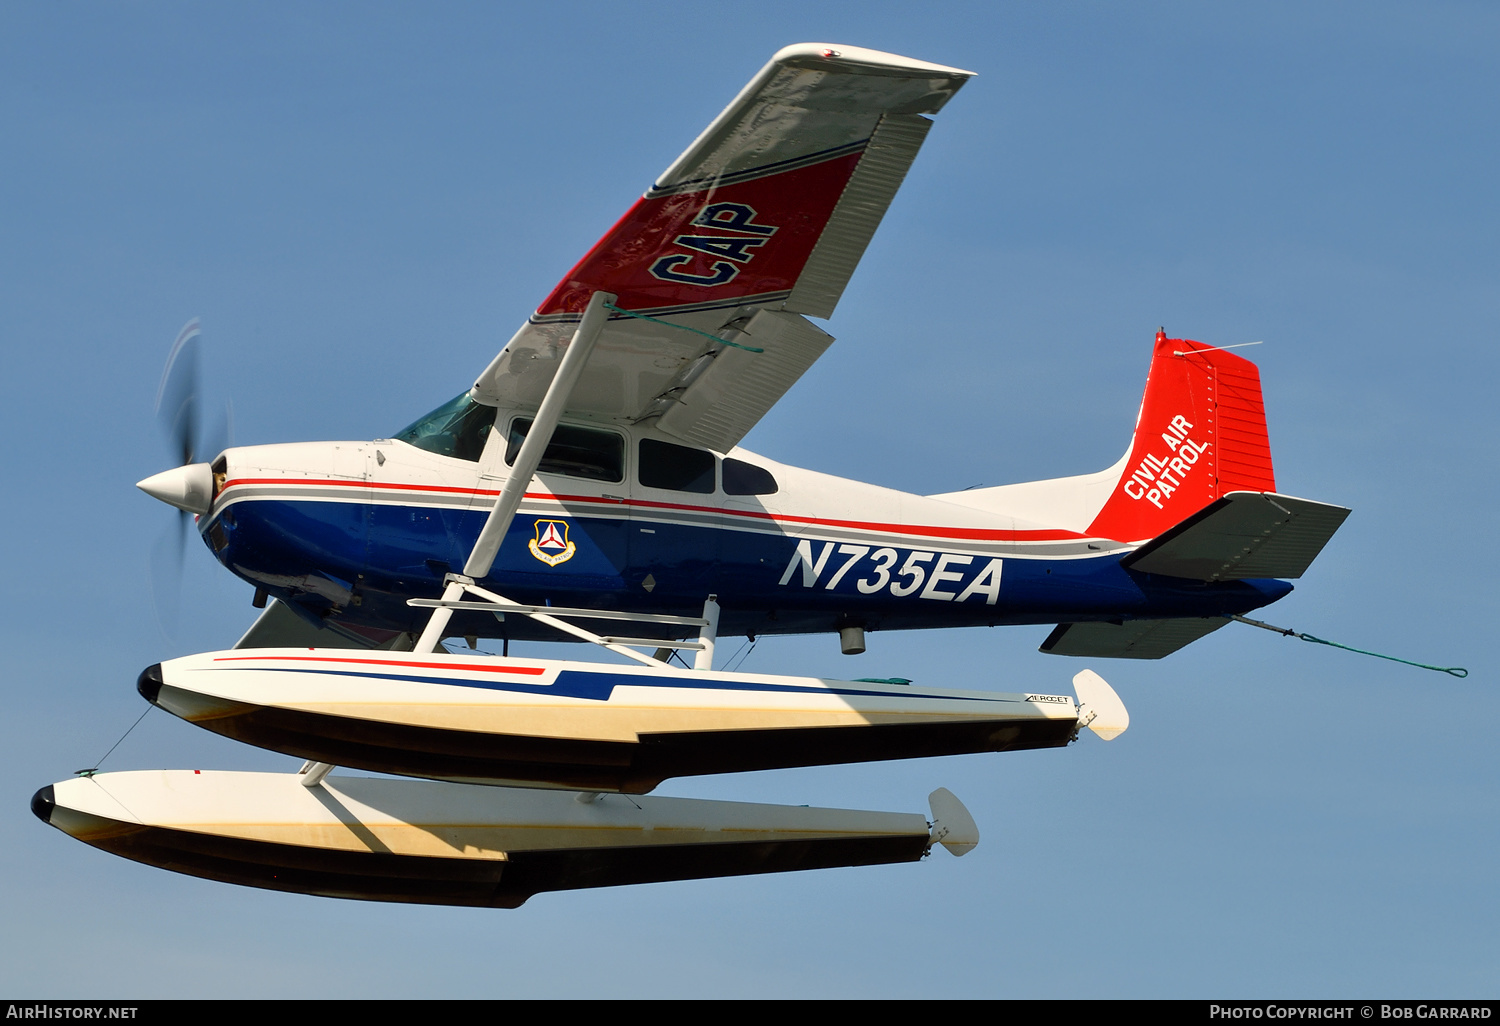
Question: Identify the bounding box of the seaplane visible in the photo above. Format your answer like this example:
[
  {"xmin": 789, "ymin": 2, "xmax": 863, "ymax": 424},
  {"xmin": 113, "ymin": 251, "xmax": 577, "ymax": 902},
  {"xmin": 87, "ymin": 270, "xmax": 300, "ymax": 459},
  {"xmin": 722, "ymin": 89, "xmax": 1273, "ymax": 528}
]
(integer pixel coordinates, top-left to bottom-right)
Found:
[{"xmin": 33, "ymin": 43, "xmax": 1349, "ymax": 908}]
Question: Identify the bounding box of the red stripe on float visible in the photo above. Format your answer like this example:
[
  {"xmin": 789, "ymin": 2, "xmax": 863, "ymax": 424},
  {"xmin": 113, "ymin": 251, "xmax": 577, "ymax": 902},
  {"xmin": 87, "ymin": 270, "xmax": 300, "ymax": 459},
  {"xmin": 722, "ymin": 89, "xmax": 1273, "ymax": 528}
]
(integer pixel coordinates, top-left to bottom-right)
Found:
[{"xmin": 212, "ymin": 654, "xmax": 548, "ymax": 676}]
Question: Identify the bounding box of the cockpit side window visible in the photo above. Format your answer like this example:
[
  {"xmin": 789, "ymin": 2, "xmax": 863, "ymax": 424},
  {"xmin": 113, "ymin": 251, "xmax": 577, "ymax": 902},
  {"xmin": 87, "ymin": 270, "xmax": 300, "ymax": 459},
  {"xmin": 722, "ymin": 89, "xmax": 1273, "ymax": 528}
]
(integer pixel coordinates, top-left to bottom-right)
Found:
[
  {"xmin": 506, "ymin": 418, "xmax": 624, "ymax": 483},
  {"xmin": 393, "ymin": 392, "xmax": 496, "ymax": 462},
  {"xmin": 639, "ymin": 438, "xmax": 716, "ymax": 494},
  {"xmin": 722, "ymin": 457, "xmax": 778, "ymax": 495}
]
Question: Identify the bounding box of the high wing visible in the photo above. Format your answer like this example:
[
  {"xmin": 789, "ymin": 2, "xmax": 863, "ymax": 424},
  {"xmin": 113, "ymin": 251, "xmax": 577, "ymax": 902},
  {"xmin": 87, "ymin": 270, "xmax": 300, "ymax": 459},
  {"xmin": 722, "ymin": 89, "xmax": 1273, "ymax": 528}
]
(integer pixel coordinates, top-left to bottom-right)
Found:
[
  {"xmin": 233, "ymin": 599, "xmax": 414, "ymax": 651},
  {"xmin": 471, "ymin": 43, "xmax": 973, "ymax": 452}
]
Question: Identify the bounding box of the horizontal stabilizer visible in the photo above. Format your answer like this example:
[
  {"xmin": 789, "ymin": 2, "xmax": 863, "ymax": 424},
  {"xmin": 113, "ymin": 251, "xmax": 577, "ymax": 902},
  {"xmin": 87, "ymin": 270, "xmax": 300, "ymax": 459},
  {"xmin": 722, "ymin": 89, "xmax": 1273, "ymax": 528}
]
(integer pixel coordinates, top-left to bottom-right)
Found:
[
  {"xmin": 1040, "ymin": 617, "xmax": 1228, "ymax": 660},
  {"xmin": 1122, "ymin": 491, "xmax": 1351, "ymax": 582}
]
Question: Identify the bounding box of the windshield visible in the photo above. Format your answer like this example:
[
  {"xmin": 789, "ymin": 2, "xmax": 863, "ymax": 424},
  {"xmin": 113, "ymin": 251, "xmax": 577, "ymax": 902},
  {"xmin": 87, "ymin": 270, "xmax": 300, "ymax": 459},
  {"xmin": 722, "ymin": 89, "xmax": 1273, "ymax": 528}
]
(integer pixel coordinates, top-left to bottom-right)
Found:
[{"xmin": 393, "ymin": 392, "xmax": 496, "ymax": 461}]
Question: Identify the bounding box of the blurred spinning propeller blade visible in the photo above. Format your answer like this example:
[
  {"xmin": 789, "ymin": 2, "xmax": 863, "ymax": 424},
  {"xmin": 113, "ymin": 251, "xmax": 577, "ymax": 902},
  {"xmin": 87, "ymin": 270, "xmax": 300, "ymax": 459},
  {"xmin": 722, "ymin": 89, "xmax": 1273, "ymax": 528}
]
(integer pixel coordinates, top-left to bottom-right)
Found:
[{"xmin": 155, "ymin": 318, "xmax": 202, "ymax": 467}]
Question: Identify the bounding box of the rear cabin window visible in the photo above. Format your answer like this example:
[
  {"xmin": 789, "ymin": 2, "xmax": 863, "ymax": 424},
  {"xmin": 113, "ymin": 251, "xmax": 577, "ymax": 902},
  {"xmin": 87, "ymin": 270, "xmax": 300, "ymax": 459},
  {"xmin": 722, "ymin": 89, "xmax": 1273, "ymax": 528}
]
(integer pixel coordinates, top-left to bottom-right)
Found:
[
  {"xmin": 639, "ymin": 439, "xmax": 716, "ymax": 494},
  {"xmin": 506, "ymin": 418, "xmax": 624, "ymax": 483},
  {"xmin": 722, "ymin": 457, "xmax": 778, "ymax": 495},
  {"xmin": 393, "ymin": 392, "xmax": 497, "ymax": 462}
]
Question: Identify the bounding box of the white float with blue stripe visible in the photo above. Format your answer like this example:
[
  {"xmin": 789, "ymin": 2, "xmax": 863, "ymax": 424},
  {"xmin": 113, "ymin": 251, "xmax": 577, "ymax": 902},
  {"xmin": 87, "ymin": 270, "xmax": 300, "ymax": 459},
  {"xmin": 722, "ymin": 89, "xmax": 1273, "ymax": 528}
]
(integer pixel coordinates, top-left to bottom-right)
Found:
[{"xmin": 138, "ymin": 649, "xmax": 1126, "ymax": 793}]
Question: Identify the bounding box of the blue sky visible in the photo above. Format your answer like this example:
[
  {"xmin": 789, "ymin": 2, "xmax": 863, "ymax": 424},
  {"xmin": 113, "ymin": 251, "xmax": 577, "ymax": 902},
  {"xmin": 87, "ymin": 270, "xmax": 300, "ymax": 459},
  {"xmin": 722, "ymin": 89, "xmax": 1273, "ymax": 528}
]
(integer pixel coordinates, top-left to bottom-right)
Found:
[{"xmin": 1, "ymin": 2, "xmax": 1496, "ymax": 998}]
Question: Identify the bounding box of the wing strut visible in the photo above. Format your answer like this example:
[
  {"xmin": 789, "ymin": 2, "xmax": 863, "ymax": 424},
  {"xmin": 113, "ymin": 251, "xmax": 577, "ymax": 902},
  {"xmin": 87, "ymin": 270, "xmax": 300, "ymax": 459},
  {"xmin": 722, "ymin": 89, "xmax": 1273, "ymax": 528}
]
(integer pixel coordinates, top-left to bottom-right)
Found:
[{"xmin": 411, "ymin": 291, "xmax": 615, "ymax": 656}]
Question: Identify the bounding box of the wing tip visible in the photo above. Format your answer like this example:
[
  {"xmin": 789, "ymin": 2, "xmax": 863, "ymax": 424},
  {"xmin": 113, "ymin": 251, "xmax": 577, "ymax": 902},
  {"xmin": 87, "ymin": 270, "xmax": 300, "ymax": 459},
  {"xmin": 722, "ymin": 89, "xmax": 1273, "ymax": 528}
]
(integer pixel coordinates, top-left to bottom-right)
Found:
[{"xmin": 772, "ymin": 42, "xmax": 977, "ymax": 80}]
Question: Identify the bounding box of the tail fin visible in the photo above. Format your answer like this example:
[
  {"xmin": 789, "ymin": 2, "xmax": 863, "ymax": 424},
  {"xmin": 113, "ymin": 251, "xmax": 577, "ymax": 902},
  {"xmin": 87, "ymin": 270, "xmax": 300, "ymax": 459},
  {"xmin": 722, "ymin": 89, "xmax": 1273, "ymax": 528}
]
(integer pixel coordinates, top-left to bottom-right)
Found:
[
  {"xmin": 927, "ymin": 330, "xmax": 1276, "ymax": 540},
  {"xmin": 1084, "ymin": 332, "xmax": 1275, "ymax": 543}
]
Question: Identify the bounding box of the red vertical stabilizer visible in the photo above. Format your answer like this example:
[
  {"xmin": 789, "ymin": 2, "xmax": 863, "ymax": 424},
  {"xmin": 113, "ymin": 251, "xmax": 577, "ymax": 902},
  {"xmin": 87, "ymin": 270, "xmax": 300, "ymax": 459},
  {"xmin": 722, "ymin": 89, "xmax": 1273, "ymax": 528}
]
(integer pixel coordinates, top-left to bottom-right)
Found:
[{"xmin": 1086, "ymin": 332, "xmax": 1275, "ymax": 543}]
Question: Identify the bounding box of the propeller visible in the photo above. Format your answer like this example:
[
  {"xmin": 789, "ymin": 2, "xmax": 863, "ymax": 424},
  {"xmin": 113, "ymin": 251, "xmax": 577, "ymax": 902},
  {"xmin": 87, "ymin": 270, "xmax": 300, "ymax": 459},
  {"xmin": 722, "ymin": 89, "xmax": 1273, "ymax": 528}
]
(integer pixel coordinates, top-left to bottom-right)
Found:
[
  {"xmin": 143, "ymin": 319, "xmax": 232, "ymax": 636},
  {"xmin": 155, "ymin": 318, "xmax": 202, "ymax": 468}
]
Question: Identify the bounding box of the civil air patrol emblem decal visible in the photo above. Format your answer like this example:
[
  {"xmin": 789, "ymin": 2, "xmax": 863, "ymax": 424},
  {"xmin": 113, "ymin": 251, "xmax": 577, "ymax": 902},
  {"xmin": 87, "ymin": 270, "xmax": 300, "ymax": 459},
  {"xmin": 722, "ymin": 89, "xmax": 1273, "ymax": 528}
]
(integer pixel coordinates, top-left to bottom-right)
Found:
[{"xmin": 528, "ymin": 519, "xmax": 577, "ymax": 567}]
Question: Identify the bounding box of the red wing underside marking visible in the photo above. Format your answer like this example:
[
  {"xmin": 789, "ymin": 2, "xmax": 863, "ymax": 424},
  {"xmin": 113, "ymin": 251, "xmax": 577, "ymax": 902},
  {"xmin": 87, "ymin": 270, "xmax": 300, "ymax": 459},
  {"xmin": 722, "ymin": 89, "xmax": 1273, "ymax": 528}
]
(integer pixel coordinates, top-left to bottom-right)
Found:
[
  {"xmin": 472, "ymin": 46, "xmax": 973, "ymax": 425},
  {"xmin": 537, "ymin": 151, "xmax": 864, "ymax": 318}
]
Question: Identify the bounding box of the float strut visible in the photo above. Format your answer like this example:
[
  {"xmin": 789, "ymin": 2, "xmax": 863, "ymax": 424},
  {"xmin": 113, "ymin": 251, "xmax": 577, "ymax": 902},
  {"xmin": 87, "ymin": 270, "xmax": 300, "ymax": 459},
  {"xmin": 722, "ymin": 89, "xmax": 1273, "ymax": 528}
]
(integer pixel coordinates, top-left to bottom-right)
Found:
[
  {"xmin": 694, "ymin": 595, "xmax": 720, "ymax": 671},
  {"xmin": 299, "ymin": 761, "xmax": 334, "ymax": 788}
]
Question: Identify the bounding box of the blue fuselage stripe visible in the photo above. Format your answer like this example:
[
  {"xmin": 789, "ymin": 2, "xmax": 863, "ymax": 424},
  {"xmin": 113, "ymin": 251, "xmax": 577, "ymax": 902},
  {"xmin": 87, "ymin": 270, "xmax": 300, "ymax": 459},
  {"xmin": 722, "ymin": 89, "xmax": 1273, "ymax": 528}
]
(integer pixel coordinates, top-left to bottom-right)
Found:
[{"xmin": 205, "ymin": 498, "xmax": 1293, "ymax": 637}]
